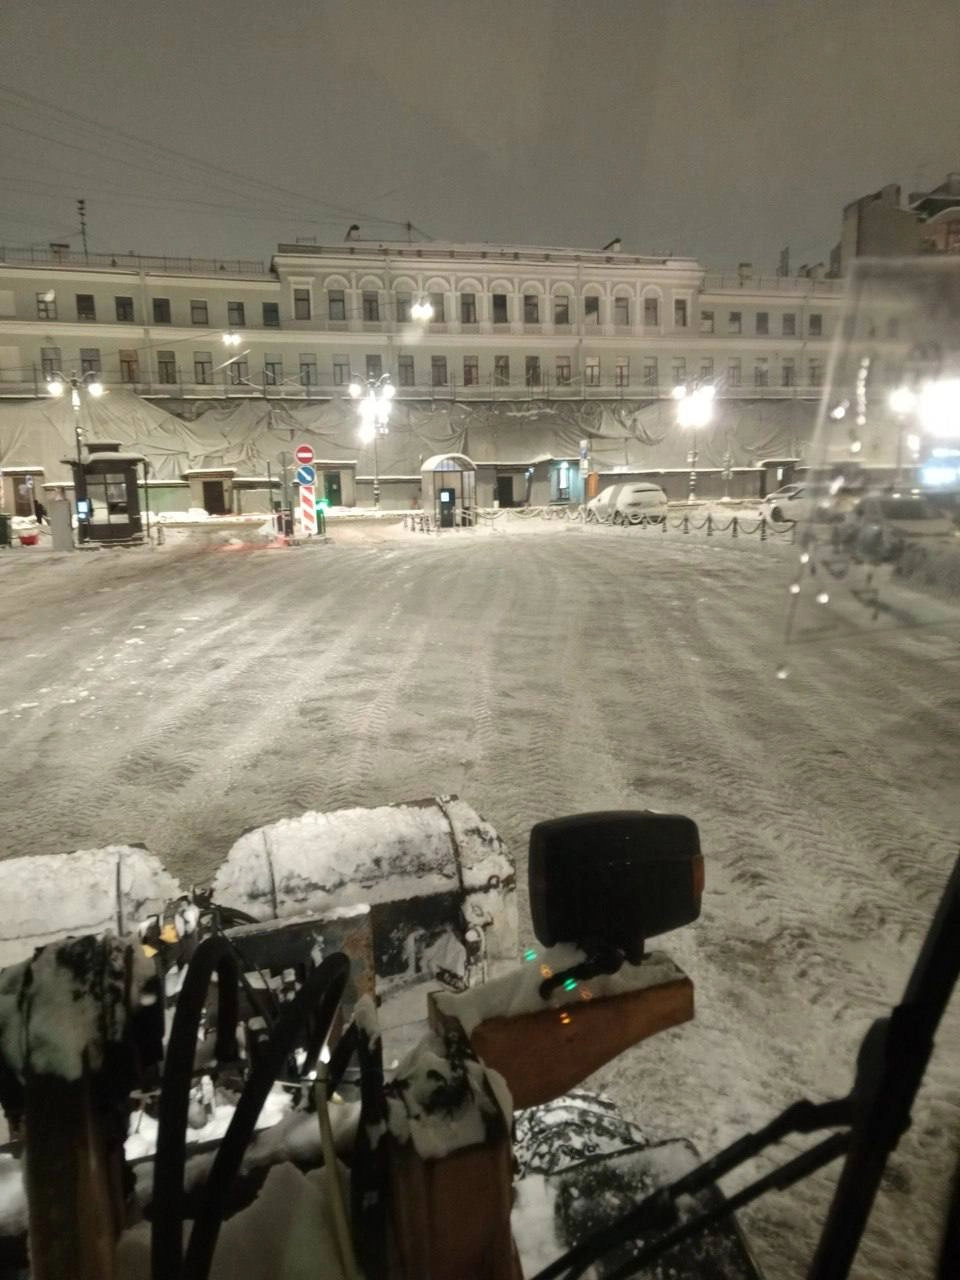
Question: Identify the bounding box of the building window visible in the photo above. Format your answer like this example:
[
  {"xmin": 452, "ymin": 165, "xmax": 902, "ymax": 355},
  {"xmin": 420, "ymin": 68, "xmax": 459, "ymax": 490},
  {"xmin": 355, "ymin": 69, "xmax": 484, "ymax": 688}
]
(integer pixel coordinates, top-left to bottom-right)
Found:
[
  {"xmin": 299, "ymin": 355, "xmax": 317, "ymax": 385},
  {"xmin": 366, "ymin": 354, "xmax": 383, "ymax": 380},
  {"xmin": 227, "ymin": 300, "xmax": 246, "ymax": 327},
  {"xmin": 76, "ymin": 294, "xmax": 96, "ymax": 321},
  {"xmin": 293, "ymin": 288, "xmax": 311, "ymax": 320},
  {"xmin": 494, "ymin": 355, "xmax": 510, "ymax": 385},
  {"xmin": 190, "ymin": 299, "xmax": 209, "ymax": 325},
  {"xmin": 809, "ymin": 358, "xmax": 824, "ymax": 386},
  {"xmin": 153, "ymin": 297, "xmax": 171, "ymax": 323},
  {"xmin": 809, "ymin": 313, "xmax": 823, "ymax": 337},
  {"xmin": 642, "ymin": 357, "xmax": 658, "ymax": 388},
  {"xmin": 41, "ymin": 346, "xmax": 61, "ymax": 378},
  {"xmin": 264, "ymin": 357, "xmax": 283, "ymax": 385},
  {"xmin": 523, "ymin": 294, "xmax": 540, "ymax": 324},
  {"xmin": 228, "ymin": 358, "xmax": 248, "ymax": 385},
  {"xmin": 194, "ymin": 351, "xmax": 213, "ymax": 383},
  {"xmin": 615, "ymin": 357, "xmax": 629, "ymax": 387},
  {"xmin": 157, "ymin": 351, "xmax": 177, "ymax": 384},
  {"xmin": 614, "ymin": 296, "xmax": 630, "ymax": 326},
  {"xmin": 362, "ymin": 291, "xmax": 380, "ymax": 321},
  {"xmin": 584, "ymin": 295, "xmax": 600, "ymax": 324},
  {"xmin": 700, "ymin": 358, "xmax": 714, "ymax": 382},
  {"xmin": 674, "ymin": 298, "xmax": 688, "ymax": 328},
  {"xmin": 644, "ymin": 296, "xmax": 659, "ymax": 327},
  {"xmin": 492, "ymin": 293, "xmax": 509, "ymax": 324},
  {"xmin": 36, "ymin": 292, "xmax": 57, "ymax": 320},
  {"xmin": 754, "ymin": 358, "xmax": 769, "ymax": 388},
  {"xmin": 782, "ymin": 358, "xmax": 795, "ymax": 387},
  {"xmin": 525, "ymin": 356, "xmax": 542, "ymax": 386},
  {"xmin": 727, "ymin": 358, "xmax": 741, "ymax": 387},
  {"xmin": 463, "ymin": 355, "xmax": 479, "ymax": 386},
  {"xmin": 782, "ymin": 313, "xmax": 796, "ymax": 336},
  {"xmin": 396, "ymin": 292, "xmax": 411, "ymax": 322},
  {"xmin": 701, "ymin": 310, "xmax": 714, "ymax": 333},
  {"xmin": 555, "ymin": 356, "xmax": 571, "ymax": 385},
  {"xmin": 119, "ymin": 349, "xmax": 139, "ymax": 383},
  {"xmin": 115, "ymin": 295, "xmax": 134, "ymax": 322},
  {"xmin": 756, "ymin": 312, "xmax": 769, "ymax": 336},
  {"xmin": 554, "ymin": 295, "xmax": 570, "ymax": 325},
  {"xmin": 461, "ymin": 293, "xmax": 477, "ymax": 324},
  {"xmin": 79, "ymin": 348, "xmax": 101, "ymax": 374},
  {"xmin": 671, "ymin": 357, "xmax": 686, "ymax": 387},
  {"xmin": 728, "ymin": 311, "xmax": 742, "ymax": 334},
  {"xmin": 398, "ymin": 354, "xmax": 415, "ymax": 386},
  {"xmin": 328, "ymin": 289, "xmax": 346, "ymax": 321},
  {"xmin": 431, "ymin": 355, "xmax": 448, "ymax": 386},
  {"xmin": 429, "ymin": 292, "xmax": 445, "ymax": 322},
  {"xmin": 585, "ymin": 357, "xmax": 600, "ymax": 386},
  {"xmin": 262, "ymin": 302, "xmax": 280, "ymax": 328},
  {"xmin": 332, "ymin": 355, "xmax": 350, "ymax": 385}
]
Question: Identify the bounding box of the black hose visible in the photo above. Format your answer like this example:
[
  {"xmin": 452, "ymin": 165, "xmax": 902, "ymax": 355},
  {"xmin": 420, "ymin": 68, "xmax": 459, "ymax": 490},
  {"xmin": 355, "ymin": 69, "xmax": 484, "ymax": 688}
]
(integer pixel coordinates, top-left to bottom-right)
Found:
[
  {"xmin": 183, "ymin": 952, "xmax": 350, "ymax": 1280},
  {"xmin": 151, "ymin": 935, "xmax": 240, "ymax": 1280}
]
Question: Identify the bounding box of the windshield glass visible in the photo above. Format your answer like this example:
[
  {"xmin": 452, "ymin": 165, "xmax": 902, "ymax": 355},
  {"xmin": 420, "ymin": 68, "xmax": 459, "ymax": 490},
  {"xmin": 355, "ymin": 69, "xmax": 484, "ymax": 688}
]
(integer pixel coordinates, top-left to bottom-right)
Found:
[{"xmin": 786, "ymin": 258, "xmax": 960, "ymax": 661}]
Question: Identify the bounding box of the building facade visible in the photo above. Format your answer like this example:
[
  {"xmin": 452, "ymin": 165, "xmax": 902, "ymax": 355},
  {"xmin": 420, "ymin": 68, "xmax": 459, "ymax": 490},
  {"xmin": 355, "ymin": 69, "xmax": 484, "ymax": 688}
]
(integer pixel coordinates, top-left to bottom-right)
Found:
[
  {"xmin": 0, "ymin": 240, "xmax": 845, "ymax": 507},
  {"xmin": 0, "ymin": 241, "xmax": 843, "ymax": 401}
]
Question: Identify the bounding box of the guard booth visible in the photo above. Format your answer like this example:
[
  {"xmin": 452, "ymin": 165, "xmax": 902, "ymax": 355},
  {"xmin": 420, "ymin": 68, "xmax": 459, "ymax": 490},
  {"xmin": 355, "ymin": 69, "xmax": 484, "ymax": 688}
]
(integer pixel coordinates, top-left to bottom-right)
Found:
[
  {"xmin": 420, "ymin": 453, "xmax": 477, "ymax": 528},
  {"xmin": 70, "ymin": 441, "xmax": 146, "ymax": 544}
]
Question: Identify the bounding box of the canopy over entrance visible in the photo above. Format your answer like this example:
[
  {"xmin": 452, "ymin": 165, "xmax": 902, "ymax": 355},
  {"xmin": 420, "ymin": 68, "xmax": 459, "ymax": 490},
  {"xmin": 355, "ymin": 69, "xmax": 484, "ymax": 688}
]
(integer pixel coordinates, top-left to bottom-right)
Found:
[{"xmin": 421, "ymin": 453, "xmax": 477, "ymax": 527}]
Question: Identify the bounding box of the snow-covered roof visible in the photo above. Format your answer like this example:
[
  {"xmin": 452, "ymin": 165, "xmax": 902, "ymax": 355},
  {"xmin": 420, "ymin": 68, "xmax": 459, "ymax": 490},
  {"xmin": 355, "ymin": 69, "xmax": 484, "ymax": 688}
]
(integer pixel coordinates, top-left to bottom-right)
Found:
[
  {"xmin": 182, "ymin": 467, "xmax": 237, "ymax": 476},
  {"xmin": 0, "ymin": 464, "xmax": 45, "ymax": 474},
  {"xmin": 86, "ymin": 451, "xmax": 146, "ymax": 463},
  {"xmin": 421, "ymin": 453, "xmax": 477, "ymax": 472}
]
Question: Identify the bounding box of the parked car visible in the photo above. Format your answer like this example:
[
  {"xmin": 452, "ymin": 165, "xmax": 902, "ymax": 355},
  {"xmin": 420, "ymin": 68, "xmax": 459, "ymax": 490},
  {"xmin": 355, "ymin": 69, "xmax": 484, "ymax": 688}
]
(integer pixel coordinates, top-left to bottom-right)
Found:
[
  {"xmin": 585, "ymin": 484, "xmax": 625, "ymax": 522},
  {"xmin": 612, "ymin": 482, "xmax": 668, "ymax": 524},
  {"xmin": 760, "ymin": 483, "xmax": 808, "ymax": 524},
  {"xmin": 586, "ymin": 482, "xmax": 667, "ymax": 524},
  {"xmin": 844, "ymin": 494, "xmax": 958, "ymax": 564}
]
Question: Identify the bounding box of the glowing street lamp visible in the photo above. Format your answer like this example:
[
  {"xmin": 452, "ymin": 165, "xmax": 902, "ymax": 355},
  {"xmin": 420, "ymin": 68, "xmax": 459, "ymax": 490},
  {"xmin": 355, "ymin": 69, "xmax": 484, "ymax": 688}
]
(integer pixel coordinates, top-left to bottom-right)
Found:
[
  {"xmin": 674, "ymin": 383, "xmax": 716, "ymax": 501},
  {"xmin": 45, "ymin": 370, "xmax": 105, "ymax": 466},
  {"xmin": 410, "ymin": 296, "xmax": 434, "ymax": 322},
  {"xmin": 349, "ymin": 374, "xmax": 395, "ymax": 507}
]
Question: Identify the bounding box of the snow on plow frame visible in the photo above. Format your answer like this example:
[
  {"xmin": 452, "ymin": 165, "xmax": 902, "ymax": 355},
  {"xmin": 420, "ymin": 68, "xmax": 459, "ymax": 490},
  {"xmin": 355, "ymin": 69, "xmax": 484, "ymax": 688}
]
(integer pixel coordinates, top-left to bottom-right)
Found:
[{"xmin": 0, "ymin": 796, "xmax": 518, "ymax": 992}]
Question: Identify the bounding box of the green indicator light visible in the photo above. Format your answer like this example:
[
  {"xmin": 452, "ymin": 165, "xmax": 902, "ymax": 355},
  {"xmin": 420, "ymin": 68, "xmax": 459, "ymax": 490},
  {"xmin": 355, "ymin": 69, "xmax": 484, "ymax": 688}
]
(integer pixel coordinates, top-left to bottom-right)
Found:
[
  {"xmin": 563, "ymin": 977, "xmax": 578, "ymax": 991},
  {"xmin": 524, "ymin": 948, "xmax": 538, "ymax": 962}
]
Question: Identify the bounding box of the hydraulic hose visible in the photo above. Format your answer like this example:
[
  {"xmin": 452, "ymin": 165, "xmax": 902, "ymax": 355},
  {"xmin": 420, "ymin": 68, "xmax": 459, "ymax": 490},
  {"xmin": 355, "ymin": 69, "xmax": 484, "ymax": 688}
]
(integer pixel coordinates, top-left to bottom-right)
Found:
[
  {"xmin": 151, "ymin": 935, "xmax": 240, "ymax": 1280},
  {"xmin": 183, "ymin": 952, "xmax": 350, "ymax": 1280}
]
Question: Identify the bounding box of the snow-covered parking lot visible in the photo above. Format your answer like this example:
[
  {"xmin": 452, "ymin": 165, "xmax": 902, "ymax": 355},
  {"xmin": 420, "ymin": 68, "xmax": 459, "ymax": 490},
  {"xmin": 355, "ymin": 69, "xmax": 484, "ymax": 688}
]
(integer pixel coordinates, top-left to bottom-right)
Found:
[{"xmin": 1, "ymin": 520, "xmax": 958, "ymax": 1278}]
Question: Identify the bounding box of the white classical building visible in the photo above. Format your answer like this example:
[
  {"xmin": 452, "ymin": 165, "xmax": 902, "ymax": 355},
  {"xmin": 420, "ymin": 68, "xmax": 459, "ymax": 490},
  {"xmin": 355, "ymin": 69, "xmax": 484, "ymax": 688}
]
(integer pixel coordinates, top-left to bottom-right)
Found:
[{"xmin": 0, "ymin": 240, "xmax": 846, "ymax": 508}]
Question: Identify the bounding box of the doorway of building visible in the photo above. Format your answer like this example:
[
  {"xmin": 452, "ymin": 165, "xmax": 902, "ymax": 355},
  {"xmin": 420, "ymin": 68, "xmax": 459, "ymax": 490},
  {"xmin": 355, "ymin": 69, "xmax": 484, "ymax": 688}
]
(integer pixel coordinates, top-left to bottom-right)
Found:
[
  {"xmin": 439, "ymin": 487, "xmax": 456, "ymax": 527},
  {"xmin": 323, "ymin": 471, "xmax": 342, "ymax": 506},
  {"xmin": 202, "ymin": 479, "xmax": 227, "ymax": 515},
  {"xmin": 496, "ymin": 474, "xmax": 514, "ymax": 508}
]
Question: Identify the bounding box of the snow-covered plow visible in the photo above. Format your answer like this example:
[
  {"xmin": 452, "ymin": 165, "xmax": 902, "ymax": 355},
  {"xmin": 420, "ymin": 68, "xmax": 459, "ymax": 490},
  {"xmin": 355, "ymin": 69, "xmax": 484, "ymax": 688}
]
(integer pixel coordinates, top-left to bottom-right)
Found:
[{"xmin": 2, "ymin": 805, "xmax": 954, "ymax": 1279}]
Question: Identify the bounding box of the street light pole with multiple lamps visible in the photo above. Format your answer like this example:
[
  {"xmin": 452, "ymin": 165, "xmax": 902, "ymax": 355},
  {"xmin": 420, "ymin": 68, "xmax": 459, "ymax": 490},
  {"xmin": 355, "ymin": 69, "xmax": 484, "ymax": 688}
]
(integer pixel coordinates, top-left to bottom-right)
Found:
[
  {"xmin": 349, "ymin": 373, "xmax": 396, "ymax": 509},
  {"xmin": 672, "ymin": 382, "xmax": 716, "ymax": 502}
]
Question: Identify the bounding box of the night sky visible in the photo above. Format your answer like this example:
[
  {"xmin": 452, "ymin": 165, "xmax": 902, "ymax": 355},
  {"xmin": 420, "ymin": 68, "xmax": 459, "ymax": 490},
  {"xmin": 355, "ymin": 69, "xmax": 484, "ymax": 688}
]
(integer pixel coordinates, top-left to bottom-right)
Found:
[{"xmin": 2, "ymin": 0, "xmax": 959, "ymax": 268}]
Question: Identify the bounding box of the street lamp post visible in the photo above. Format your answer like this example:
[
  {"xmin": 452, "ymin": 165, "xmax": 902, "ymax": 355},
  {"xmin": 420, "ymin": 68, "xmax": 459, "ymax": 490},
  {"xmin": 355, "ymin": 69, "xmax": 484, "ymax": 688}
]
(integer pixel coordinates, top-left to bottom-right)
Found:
[
  {"xmin": 672, "ymin": 383, "xmax": 716, "ymax": 502},
  {"xmin": 349, "ymin": 373, "xmax": 395, "ymax": 509},
  {"xmin": 45, "ymin": 370, "xmax": 105, "ymax": 468}
]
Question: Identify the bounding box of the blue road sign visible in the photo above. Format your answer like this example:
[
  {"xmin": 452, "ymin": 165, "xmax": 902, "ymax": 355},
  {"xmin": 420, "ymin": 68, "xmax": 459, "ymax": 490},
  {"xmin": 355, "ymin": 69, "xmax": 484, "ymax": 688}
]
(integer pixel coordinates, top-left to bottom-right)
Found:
[{"xmin": 296, "ymin": 464, "xmax": 316, "ymax": 486}]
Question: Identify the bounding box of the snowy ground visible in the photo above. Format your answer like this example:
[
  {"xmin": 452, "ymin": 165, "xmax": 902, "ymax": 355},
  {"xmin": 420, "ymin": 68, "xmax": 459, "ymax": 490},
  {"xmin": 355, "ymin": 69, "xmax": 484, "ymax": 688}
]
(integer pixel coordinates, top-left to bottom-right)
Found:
[{"xmin": 0, "ymin": 521, "xmax": 958, "ymax": 1278}]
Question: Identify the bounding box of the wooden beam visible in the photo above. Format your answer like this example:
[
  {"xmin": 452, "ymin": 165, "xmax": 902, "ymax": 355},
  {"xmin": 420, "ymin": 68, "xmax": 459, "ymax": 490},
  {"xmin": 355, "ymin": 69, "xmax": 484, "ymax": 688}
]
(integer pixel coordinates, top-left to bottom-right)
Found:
[{"xmin": 430, "ymin": 975, "xmax": 694, "ymax": 1110}]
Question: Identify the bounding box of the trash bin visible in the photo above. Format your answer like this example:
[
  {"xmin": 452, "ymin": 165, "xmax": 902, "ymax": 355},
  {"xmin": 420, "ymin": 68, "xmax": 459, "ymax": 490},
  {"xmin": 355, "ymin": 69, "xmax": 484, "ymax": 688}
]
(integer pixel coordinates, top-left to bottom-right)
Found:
[{"xmin": 0, "ymin": 513, "xmax": 11, "ymax": 548}]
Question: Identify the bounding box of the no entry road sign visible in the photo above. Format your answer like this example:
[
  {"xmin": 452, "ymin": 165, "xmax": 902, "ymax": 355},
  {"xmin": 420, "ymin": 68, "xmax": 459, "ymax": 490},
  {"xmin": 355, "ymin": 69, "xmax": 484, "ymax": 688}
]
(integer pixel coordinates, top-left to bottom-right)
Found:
[{"xmin": 295, "ymin": 443, "xmax": 314, "ymax": 465}]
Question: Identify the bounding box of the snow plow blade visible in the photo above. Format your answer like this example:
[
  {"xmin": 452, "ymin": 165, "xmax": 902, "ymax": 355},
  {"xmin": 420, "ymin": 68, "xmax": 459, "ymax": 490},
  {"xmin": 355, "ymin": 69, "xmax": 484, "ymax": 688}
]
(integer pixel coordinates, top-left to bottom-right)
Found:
[{"xmin": 0, "ymin": 796, "xmax": 517, "ymax": 997}]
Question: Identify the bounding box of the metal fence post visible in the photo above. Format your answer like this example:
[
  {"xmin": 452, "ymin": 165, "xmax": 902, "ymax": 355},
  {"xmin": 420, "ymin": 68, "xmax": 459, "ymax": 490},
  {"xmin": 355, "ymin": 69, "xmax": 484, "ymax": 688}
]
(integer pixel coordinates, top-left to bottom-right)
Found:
[
  {"xmin": 732, "ymin": 515, "xmax": 738, "ymax": 538},
  {"xmin": 760, "ymin": 516, "xmax": 767, "ymax": 541},
  {"xmin": 706, "ymin": 514, "xmax": 713, "ymax": 536},
  {"xmin": 682, "ymin": 513, "xmax": 689, "ymax": 534}
]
